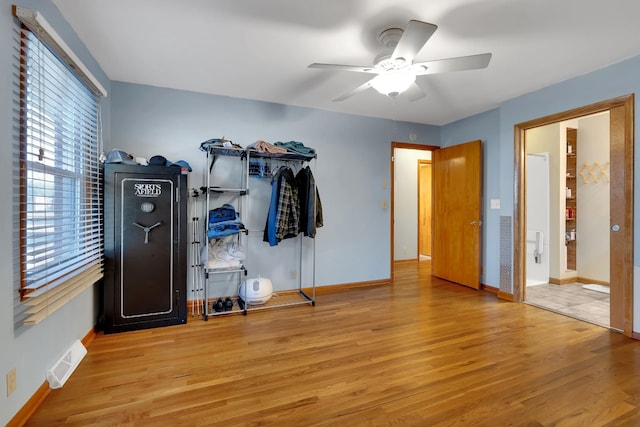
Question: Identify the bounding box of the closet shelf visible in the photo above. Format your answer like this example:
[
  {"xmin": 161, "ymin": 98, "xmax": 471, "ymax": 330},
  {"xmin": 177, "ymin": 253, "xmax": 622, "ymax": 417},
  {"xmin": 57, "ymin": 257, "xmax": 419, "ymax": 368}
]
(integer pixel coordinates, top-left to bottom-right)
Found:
[
  {"xmin": 205, "ymin": 146, "xmax": 246, "ymax": 157},
  {"xmin": 206, "ymin": 187, "xmax": 248, "ymax": 195},
  {"xmin": 566, "ymin": 128, "xmax": 577, "ymax": 271},
  {"xmin": 242, "ymin": 290, "xmax": 314, "ymax": 312},
  {"xmin": 248, "ymin": 149, "xmax": 316, "ymax": 161},
  {"xmin": 207, "ymin": 265, "xmax": 247, "ymax": 275},
  {"xmin": 208, "ymin": 306, "xmax": 244, "ymax": 316},
  {"xmin": 203, "ymin": 145, "xmax": 317, "ymax": 162}
]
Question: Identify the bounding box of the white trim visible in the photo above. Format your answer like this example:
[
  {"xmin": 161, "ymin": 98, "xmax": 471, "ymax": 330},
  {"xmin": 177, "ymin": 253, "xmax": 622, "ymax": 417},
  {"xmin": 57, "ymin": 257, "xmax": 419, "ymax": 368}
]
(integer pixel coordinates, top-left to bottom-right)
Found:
[{"xmin": 13, "ymin": 5, "xmax": 107, "ymax": 97}]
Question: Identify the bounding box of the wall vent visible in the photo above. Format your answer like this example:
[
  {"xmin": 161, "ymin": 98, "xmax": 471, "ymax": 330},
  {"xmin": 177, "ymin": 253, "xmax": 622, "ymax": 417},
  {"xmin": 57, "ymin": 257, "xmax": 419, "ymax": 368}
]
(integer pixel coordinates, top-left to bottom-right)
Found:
[
  {"xmin": 47, "ymin": 339, "xmax": 87, "ymax": 389},
  {"xmin": 499, "ymin": 216, "xmax": 513, "ymax": 293}
]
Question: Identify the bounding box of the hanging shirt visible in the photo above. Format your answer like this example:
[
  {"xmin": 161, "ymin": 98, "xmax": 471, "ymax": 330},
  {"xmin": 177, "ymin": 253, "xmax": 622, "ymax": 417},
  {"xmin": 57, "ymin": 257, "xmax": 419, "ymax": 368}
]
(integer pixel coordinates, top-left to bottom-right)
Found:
[
  {"xmin": 264, "ymin": 165, "xmax": 322, "ymax": 246},
  {"xmin": 264, "ymin": 166, "xmax": 287, "ymax": 246},
  {"xmin": 275, "ymin": 167, "xmax": 299, "ymax": 242},
  {"xmin": 296, "ymin": 166, "xmax": 323, "ymax": 237}
]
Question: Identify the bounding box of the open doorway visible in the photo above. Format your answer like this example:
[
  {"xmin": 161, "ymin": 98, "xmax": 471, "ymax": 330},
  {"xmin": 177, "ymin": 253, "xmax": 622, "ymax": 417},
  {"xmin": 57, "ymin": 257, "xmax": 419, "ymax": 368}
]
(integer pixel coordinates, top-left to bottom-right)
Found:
[
  {"xmin": 390, "ymin": 142, "xmax": 437, "ymax": 276},
  {"xmin": 513, "ymin": 94, "xmax": 634, "ymax": 336},
  {"xmin": 523, "ymin": 113, "xmax": 611, "ymax": 328}
]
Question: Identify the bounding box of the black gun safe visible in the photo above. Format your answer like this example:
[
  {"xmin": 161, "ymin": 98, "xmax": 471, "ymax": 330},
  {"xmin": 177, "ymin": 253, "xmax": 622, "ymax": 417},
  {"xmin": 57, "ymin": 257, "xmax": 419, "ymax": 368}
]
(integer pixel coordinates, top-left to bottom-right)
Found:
[{"xmin": 103, "ymin": 163, "xmax": 187, "ymax": 333}]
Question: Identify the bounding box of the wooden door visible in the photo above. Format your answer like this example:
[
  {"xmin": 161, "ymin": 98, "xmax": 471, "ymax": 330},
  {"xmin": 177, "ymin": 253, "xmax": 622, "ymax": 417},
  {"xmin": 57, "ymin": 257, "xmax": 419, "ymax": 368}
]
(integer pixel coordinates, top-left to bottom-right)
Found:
[
  {"xmin": 432, "ymin": 140, "xmax": 482, "ymax": 289},
  {"xmin": 418, "ymin": 161, "xmax": 432, "ymax": 256}
]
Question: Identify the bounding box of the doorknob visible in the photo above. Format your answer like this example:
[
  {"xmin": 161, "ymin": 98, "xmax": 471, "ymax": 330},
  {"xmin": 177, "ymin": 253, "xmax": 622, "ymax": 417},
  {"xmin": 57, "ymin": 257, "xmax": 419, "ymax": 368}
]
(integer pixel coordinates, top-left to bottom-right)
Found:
[
  {"xmin": 612, "ymin": 224, "xmax": 621, "ymax": 232},
  {"xmin": 470, "ymin": 221, "xmax": 483, "ymax": 226}
]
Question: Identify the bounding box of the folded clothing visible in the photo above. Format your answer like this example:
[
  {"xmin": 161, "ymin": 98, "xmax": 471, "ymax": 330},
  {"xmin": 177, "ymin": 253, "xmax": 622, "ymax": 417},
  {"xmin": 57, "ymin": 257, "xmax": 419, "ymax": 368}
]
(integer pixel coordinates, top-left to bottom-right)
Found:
[
  {"xmin": 207, "ymin": 219, "xmax": 244, "ymax": 239},
  {"xmin": 247, "ymin": 140, "xmax": 289, "ymax": 155},
  {"xmin": 209, "ymin": 204, "xmax": 237, "ymax": 224},
  {"xmin": 273, "ymin": 141, "xmax": 317, "ymax": 159},
  {"xmin": 202, "ymin": 237, "xmax": 245, "ymax": 269}
]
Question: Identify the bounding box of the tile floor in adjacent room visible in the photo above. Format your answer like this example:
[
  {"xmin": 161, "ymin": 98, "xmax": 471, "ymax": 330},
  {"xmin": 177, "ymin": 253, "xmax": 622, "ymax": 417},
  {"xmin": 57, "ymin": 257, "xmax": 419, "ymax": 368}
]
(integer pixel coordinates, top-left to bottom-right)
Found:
[{"xmin": 524, "ymin": 282, "xmax": 610, "ymax": 329}]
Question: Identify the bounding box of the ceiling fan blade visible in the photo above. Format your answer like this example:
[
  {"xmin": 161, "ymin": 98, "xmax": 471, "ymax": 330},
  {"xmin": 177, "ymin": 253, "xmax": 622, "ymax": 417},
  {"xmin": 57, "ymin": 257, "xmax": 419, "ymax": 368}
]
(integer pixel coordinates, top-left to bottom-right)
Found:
[
  {"xmin": 391, "ymin": 20, "xmax": 437, "ymax": 64},
  {"xmin": 332, "ymin": 79, "xmax": 373, "ymax": 102},
  {"xmin": 308, "ymin": 63, "xmax": 379, "ymax": 74},
  {"xmin": 404, "ymin": 82, "xmax": 426, "ymax": 102},
  {"xmin": 411, "ymin": 53, "xmax": 492, "ymax": 75}
]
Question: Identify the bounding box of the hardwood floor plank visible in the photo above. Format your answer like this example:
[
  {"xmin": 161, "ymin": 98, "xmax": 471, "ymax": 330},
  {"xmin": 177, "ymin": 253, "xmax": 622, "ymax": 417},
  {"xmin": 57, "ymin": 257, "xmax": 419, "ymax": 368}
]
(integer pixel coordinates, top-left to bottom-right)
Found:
[{"xmin": 24, "ymin": 261, "xmax": 640, "ymax": 426}]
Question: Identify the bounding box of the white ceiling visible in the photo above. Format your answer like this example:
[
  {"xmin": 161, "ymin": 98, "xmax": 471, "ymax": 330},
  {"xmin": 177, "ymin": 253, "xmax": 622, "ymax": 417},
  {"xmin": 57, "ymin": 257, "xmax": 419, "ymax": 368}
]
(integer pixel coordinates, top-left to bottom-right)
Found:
[{"xmin": 53, "ymin": 0, "xmax": 640, "ymax": 126}]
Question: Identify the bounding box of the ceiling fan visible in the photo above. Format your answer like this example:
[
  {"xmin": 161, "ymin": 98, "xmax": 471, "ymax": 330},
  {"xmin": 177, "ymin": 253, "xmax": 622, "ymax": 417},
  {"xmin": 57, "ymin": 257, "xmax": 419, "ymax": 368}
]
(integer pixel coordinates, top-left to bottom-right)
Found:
[{"xmin": 308, "ymin": 20, "xmax": 492, "ymax": 102}]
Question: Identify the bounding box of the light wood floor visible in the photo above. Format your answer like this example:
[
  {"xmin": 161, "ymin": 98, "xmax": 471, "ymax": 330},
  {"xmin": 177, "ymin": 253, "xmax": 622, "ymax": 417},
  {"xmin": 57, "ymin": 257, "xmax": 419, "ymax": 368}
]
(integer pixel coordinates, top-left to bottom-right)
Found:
[{"xmin": 26, "ymin": 262, "xmax": 640, "ymax": 426}]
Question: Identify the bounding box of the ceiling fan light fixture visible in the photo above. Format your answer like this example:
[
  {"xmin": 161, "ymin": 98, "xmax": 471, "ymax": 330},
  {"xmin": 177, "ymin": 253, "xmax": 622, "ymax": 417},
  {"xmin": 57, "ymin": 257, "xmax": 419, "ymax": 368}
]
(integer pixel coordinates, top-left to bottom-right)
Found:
[{"xmin": 370, "ymin": 70, "xmax": 416, "ymax": 97}]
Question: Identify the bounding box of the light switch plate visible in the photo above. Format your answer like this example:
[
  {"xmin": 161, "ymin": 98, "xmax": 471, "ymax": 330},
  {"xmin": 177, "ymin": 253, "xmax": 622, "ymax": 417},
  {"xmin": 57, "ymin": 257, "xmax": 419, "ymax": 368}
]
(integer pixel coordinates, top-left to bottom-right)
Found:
[
  {"xmin": 7, "ymin": 368, "xmax": 16, "ymax": 396},
  {"xmin": 491, "ymin": 199, "xmax": 501, "ymax": 209}
]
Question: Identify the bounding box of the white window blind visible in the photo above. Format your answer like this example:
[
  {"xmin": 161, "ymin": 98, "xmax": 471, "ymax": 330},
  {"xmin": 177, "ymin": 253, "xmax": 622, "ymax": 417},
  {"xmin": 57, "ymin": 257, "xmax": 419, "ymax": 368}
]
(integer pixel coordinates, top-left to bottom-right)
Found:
[{"xmin": 15, "ymin": 13, "xmax": 104, "ymax": 325}]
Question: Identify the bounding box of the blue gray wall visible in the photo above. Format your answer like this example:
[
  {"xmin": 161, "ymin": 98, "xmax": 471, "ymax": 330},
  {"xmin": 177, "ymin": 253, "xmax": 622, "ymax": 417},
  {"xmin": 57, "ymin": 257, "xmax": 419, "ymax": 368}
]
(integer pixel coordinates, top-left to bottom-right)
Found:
[{"xmin": 108, "ymin": 82, "xmax": 441, "ymax": 287}]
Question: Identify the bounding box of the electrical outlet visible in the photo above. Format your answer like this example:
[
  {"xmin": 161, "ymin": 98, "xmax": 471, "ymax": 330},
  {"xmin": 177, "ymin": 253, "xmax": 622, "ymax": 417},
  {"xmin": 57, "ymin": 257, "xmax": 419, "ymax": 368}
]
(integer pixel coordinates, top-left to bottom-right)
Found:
[
  {"xmin": 290, "ymin": 270, "xmax": 297, "ymax": 280},
  {"xmin": 7, "ymin": 368, "xmax": 16, "ymax": 396}
]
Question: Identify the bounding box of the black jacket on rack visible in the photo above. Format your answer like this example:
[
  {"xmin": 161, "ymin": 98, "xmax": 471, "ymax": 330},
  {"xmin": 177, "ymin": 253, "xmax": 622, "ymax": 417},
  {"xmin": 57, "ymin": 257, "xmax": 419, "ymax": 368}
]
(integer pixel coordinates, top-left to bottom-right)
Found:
[
  {"xmin": 296, "ymin": 166, "xmax": 323, "ymax": 238},
  {"xmin": 264, "ymin": 165, "xmax": 323, "ymax": 246}
]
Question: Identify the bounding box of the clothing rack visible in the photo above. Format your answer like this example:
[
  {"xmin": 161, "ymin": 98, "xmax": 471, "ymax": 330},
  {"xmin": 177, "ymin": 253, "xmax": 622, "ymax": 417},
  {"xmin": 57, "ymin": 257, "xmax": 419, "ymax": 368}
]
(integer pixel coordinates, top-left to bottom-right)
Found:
[{"xmin": 200, "ymin": 145, "xmax": 318, "ymax": 319}]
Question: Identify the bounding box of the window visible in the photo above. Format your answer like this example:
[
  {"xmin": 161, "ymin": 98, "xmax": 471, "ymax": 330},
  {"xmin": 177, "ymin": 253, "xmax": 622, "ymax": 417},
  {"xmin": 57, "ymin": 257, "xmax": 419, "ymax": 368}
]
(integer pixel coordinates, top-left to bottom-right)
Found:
[{"xmin": 15, "ymin": 8, "xmax": 105, "ymax": 325}]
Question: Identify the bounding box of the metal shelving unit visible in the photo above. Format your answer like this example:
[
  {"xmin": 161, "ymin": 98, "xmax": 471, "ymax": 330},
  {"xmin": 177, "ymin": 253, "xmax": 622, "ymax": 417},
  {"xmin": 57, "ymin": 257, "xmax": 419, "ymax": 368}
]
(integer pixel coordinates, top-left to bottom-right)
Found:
[
  {"xmin": 202, "ymin": 145, "xmax": 249, "ymax": 319},
  {"xmin": 201, "ymin": 144, "xmax": 316, "ymax": 319}
]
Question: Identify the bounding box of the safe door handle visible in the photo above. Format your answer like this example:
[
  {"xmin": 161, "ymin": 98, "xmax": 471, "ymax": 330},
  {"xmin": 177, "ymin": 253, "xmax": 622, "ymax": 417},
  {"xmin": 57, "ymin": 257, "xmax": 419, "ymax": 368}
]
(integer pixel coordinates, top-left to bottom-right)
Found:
[{"xmin": 132, "ymin": 221, "xmax": 163, "ymax": 244}]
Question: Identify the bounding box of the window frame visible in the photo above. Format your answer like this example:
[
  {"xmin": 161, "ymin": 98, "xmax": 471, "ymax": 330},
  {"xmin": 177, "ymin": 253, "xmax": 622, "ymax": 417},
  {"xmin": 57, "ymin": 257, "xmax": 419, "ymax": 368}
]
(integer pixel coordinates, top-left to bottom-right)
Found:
[{"xmin": 14, "ymin": 7, "xmax": 106, "ymax": 325}]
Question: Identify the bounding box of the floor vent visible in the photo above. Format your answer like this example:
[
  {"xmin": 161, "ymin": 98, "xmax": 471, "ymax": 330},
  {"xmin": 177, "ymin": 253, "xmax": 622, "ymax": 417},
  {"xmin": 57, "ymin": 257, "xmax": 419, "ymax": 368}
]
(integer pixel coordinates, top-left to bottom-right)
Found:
[{"xmin": 47, "ymin": 339, "xmax": 87, "ymax": 389}]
